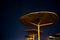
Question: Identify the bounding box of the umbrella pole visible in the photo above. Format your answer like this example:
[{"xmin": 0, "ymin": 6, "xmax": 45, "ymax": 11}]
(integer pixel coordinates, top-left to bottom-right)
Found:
[
  {"xmin": 33, "ymin": 34, "xmax": 35, "ymax": 40},
  {"xmin": 38, "ymin": 22, "xmax": 40, "ymax": 40}
]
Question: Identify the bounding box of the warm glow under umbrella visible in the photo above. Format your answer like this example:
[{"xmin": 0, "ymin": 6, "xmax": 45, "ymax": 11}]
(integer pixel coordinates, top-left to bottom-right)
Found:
[{"xmin": 20, "ymin": 11, "xmax": 58, "ymax": 40}]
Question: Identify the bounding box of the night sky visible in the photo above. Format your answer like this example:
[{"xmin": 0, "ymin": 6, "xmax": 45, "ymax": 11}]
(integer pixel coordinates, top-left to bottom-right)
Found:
[{"xmin": 2, "ymin": 0, "xmax": 60, "ymax": 40}]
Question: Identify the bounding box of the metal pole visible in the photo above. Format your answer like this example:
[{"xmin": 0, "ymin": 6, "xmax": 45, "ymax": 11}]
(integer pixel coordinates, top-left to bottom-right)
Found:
[
  {"xmin": 33, "ymin": 34, "xmax": 35, "ymax": 40},
  {"xmin": 38, "ymin": 22, "xmax": 40, "ymax": 40}
]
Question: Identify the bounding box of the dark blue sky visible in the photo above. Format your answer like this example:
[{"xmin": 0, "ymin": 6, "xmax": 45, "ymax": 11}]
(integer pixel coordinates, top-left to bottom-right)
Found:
[{"xmin": 2, "ymin": 0, "xmax": 60, "ymax": 40}]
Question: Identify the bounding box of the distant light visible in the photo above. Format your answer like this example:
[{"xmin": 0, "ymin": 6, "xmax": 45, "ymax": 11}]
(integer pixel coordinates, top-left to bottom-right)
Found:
[
  {"xmin": 49, "ymin": 36, "xmax": 55, "ymax": 38},
  {"xmin": 49, "ymin": 36, "xmax": 52, "ymax": 38}
]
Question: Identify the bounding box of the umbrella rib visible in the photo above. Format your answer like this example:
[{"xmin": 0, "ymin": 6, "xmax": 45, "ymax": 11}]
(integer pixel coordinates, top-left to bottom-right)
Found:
[{"xmin": 29, "ymin": 22, "xmax": 53, "ymax": 26}]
